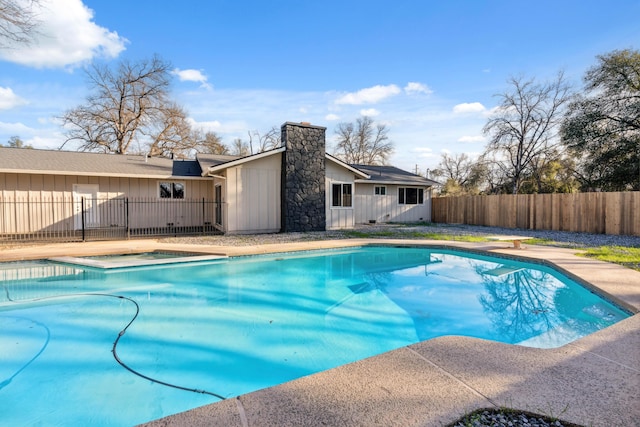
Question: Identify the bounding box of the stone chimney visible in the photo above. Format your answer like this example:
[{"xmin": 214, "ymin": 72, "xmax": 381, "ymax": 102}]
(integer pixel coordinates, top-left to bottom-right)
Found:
[{"xmin": 280, "ymin": 122, "xmax": 326, "ymax": 232}]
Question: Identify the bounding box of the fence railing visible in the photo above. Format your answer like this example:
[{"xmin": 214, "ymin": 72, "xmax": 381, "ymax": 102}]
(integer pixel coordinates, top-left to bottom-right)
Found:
[
  {"xmin": 431, "ymin": 192, "xmax": 640, "ymax": 236},
  {"xmin": 0, "ymin": 196, "xmax": 223, "ymax": 243}
]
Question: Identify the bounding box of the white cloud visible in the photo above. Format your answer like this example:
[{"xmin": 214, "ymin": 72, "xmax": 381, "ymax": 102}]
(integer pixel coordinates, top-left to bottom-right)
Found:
[
  {"xmin": 413, "ymin": 147, "xmax": 433, "ymax": 153},
  {"xmin": 457, "ymin": 135, "xmax": 485, "ymax": 143},
  {"xmin": 453, "ymin": 102, "xmax": 486, "ymax": 114},
  {"xmin": 173, "ymin": 68, "xmax": 211, "ymax": 89},
  {"xmin": 0, "ymin": 0, "xmax": 127, "ymax": 68},
  {"xmin": 411, "ymin": 147, "xmax": 436, "ymax": 158},
  {"xmin": 360, "ymin": 108, "xmax": 380, "ymax": 117},
  {"xmin": 0, "ymin": 121, "xmax": 33, "ymax": 135},
  {"xmin": 186, "ymin": 118, "xmax": 222, "ymax": 131},
  {"xmin": 325, "ymin": 113, "xmax": 340, "ymax": 121},
  {"xmin": 404, "ymin": 82, "xmax": 432, "ymax": 95},
  {"xmin": 0, "ymin": 87, "xmax": 27, "ymax": 110},
  {"xmin": 335, "ymin": 84, "xmax": 401, "ymax": 105}
]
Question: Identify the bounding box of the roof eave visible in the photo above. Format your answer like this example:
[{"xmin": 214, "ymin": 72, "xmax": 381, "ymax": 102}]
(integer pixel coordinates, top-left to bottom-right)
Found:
[
  {"xmin": 205, "ymin": 147, "xmax": 286, "ymax": 175},
  {"xmin": 355, "ymin": 179, "xmax": 435, "ymax": 187},
  {"xmin": 325, "ymin": 154, "xmax": 370, "ymax": 179},
  {"xmin": 0, "ymin": 168, "xmax": 209, "ymax": 180}
]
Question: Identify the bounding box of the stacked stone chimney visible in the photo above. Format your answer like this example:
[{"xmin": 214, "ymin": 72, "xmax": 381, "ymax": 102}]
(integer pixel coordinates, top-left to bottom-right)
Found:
[{"xmin": 280, "ymin": 122, "xmax": 326, "ymax": 232}]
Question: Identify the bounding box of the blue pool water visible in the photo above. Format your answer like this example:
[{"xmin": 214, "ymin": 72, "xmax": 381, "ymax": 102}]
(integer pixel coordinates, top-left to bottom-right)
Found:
[{"xmin": 0, "ymin": 246, "xmax": 630, "ymax": 426}]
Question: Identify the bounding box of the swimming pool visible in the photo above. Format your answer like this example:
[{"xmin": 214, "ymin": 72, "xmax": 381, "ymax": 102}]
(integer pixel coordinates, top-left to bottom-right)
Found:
[{"xmin": 0, "ymin": 246, "xmax": 629, "ymax": 426}]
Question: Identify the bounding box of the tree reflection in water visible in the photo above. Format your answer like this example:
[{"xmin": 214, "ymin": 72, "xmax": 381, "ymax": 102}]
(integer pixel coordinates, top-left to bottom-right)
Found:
[{"xmin": 477, "ymin": 265, "xmax": 564, "ymax": 344}]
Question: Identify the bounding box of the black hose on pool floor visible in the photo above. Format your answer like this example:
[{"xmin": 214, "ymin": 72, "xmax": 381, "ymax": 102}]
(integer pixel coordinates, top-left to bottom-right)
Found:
[{"xmin": 3, "ymin": 290, "xmax": 227, "ymax": 401}]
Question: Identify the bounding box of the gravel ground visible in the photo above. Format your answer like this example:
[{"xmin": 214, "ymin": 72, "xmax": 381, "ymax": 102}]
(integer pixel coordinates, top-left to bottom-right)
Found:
[
  {"xmin": 448, "ymin": 409, "xmax": 583, "ymax": 427},
  {"xmin": 160, "ymin": 223, "xmax": 640, "ymax": 248}
]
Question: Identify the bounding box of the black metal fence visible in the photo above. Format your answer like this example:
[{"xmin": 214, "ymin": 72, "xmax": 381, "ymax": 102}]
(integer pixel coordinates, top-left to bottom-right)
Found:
[{"xmin": 0, "ymin": 196, "xmax": 223, "ymax": 244}]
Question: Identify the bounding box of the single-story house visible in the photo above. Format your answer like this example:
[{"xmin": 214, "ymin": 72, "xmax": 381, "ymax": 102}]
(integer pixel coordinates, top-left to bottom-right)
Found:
[{"xmin": 0, "ymin": 122, "xmax": 438, "ymax": 237}]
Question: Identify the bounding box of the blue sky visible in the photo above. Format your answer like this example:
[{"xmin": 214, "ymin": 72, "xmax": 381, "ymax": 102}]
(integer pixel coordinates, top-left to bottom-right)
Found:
[{"xmin": 1, "ymin": 0, "xmax": 638, "ymax": 173}]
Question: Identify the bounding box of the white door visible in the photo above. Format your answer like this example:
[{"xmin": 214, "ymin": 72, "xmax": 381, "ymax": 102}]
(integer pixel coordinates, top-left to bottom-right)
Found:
[{"xmin": 73, "ymin": 184, "xmax": 100, "ymax": 229}]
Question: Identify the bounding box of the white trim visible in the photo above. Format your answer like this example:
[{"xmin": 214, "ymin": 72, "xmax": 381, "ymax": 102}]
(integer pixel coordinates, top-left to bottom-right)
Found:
[
  {"xmin": 398, "ymin": 187, "xmax": 425, "ymax": 205},
  {"xmin": 330, "ymin": 181, "xmax": 354, "ymax": 209},
  {"xmin": 205, "ymin": 147, "xmax": 285, "ymax": 175},
  {"xmin": 356, "ymin": 179, "xmax": 433, "ymax": 186},
  {"xmin": 158, "ymin": 180, "xmax": 186, "ymax": 199},
  {"xmin": 325, "ymin": 154, "xmax": 370, "ymax": 179},
  {"xmin": 374, "ymin": 185, "xmax": 387, "ymax": 196}
]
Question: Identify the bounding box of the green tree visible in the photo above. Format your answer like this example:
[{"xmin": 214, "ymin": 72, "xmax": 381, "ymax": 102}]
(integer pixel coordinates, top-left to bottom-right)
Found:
[
  {"xmin": 519, "ymin": 157, "xmax": 578, "ymax": 193},
  {"xmin": 561, "ymin": 49, "xmax": 640, "ymax": 191},
  {"xmin": 4, "ymin": 135, "xmax": 33, "ymax": 148}
]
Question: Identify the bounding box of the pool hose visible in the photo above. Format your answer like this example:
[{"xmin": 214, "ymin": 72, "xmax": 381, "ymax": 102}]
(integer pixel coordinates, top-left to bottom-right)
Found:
[{"xmin": 2, "ymin": 289, "xmax": 227, "ymax": 400}]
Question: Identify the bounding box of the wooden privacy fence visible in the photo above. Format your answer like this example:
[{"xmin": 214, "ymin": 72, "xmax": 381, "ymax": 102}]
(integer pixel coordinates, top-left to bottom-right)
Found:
[{"xmin": 431, "ymin": 192, "xmax": 640, "ymax": 236}]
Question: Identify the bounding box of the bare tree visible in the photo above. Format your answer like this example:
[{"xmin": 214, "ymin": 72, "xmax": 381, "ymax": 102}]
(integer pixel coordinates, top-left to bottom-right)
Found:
[
  {"xmin": 431, "ymin": 153, "xmax": 474, "ymax": 186},
  {"xmin": 194, "ymin": 130, "xmax": 229, "ymax": 155},
  {"xmin": 146, "ymin": 103, "xmax": 193, "ymax": 157},
  {"xmin": 0, "ymin": 0, "xmax": 40, "ymax": 47},
  {"xmin": 247, "ymin": 126, "xmax": 281, "ymax": 153},
  {"xmin": 230, "ymin": 138, "xmax": 250, "ymax": 156},
  {"xmin": 431, "ymin": 153, "xmax": 486, "ymax": 195},
  {"xmin": 333, "ymin": 116, "xmax": 394, "ymax": 165},
  {"xmin": 482, "ymin": 73, "xmax": 573, "ymax": 194},
  {"xmin": 61, "ymin": 55, "xmax": 195, "ymax": 157}
]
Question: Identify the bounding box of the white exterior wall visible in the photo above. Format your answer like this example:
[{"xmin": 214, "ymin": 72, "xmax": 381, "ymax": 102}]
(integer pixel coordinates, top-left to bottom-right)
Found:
[
  {"xmin": 325, "ymin": 160, "xmax": 356, "ymax": 230},
  {"xmin": 224, "ymin": 153, "xmax": 281, "ymax": 234},
  {"xmin": 354, "ymin": 183, "xmax": 432, "ymax": 224},
  {"xmin": 0, "ymin": 172, "xmax": 214, "ymax": 233},
  {"xmin": 0, "ymin": 172, "xmax": 213, "ymax": 199}
]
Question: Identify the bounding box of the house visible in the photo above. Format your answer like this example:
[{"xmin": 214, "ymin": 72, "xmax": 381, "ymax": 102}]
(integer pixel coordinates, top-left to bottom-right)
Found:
[
  {"xmin": 0, "ymin": 148, "xmax": 217, "ymax": 236},
  {"xmin": 0, "ymin": 122, "xmax": 438, "ymax": 239},
  {"xmin": 199, "ymin": 122, "xmax": 438, "ymax": 233}
]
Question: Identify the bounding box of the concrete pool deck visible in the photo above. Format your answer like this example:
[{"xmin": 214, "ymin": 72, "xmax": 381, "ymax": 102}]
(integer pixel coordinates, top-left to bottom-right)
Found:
[{"xmin": 1, "ymin": 238, "xmax": 638, "ymax": 426}]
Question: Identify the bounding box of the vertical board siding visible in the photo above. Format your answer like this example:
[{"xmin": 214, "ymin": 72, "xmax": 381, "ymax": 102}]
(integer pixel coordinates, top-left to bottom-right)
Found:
[
  {"xmin": 432, "ymin": 192, "xmax": 639, "ymax": 236},
  {"xmin": 0, "ymin": 194, "xmax": 221, "ymax": 242}
]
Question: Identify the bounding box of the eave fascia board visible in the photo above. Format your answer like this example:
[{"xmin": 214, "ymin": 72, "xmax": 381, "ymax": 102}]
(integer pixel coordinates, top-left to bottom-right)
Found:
[
  {"xmin": 325, "ymin": 154, "xmax": 370, "ymax": 179},
  {"xmin": 205, "ymin": 147, "xmax": 286, "ymax": 175}
]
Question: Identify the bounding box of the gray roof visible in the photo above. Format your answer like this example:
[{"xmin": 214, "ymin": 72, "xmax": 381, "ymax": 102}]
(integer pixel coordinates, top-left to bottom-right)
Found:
[
  {"xmin": 0, "ymin": 147, "xmax": 202, "ymax": 178},
  {"xmin": 196, "ymin": 153, "xmax": 241, "ymax": 172},
  {"xmin": 351, "ymin": 164, "xmax": 439, "ymax": 186},
  {"xmin": 172, "ymin": 160, "xmax": 203, "ymax": 177}
]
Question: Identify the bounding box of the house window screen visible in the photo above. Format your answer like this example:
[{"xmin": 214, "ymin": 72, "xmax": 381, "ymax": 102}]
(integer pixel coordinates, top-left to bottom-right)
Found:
[
  {"xmin": 374, "ymin": 186, "xmax": 386, "ymax": 195},
  {"xmin": 159, "ymin": 182, "xmax": 185, "ymax": 199},
  {"xmin": 332, "ymin": 183, "xmax": 352, "ymax": 207},
  {"xmin": 398, "ymin": 187, "xmax": 423, "ymax": 205}
]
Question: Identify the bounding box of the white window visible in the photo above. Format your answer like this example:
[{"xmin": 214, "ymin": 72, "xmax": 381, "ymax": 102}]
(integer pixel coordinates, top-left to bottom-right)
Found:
[
  {"xmin": 398, "ymin": 187, "xmax": 424, "ymax": 205},
  {"xmin": 332, "ymin": 183, "xmax": 352, "ymax": 207},
  {"xmin": 374, "ymin": 186, "xmax": 386, "ymax": 196},
  {"xmin": 159, "ymin": 181, "xmax": 185, "ymax": 199}
]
